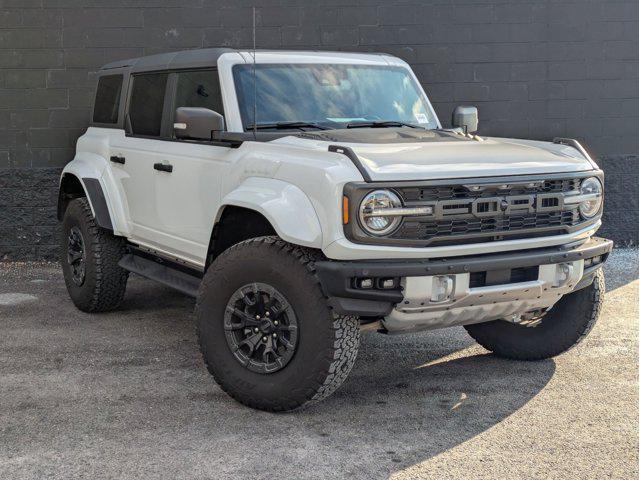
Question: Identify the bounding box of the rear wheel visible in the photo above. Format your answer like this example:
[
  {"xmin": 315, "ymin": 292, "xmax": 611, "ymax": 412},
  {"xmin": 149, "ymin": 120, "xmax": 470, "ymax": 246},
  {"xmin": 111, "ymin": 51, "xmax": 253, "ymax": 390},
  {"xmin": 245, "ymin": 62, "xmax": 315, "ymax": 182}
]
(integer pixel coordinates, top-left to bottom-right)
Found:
[
  {"xmin": 61, "ymin": 198, "xmax": 128, "ymax": 312},
  {"xmin": 196, "ymin": 236, "xmax": 360, "ymax": 412},
  {"xmin": 464, "ymin": 270, "xmax": 605, "ymax": 360}
]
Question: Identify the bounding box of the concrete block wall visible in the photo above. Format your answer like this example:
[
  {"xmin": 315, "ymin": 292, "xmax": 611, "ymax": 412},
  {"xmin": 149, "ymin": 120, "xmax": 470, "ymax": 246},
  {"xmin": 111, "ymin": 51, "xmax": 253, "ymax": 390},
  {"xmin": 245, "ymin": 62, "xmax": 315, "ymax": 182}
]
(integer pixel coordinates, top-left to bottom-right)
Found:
[{"xmin": 1, "ymin": 1, "xmax": 638, "ymax": 259}]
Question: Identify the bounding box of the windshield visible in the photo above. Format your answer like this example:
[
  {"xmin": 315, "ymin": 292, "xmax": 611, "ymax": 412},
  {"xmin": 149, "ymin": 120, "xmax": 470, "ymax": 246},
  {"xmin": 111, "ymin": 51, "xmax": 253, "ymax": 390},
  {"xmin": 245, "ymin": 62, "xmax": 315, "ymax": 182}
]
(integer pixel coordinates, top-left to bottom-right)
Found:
[{"xmin": 233, "ymin": 63, "xmax": 438, "ymax": 130}]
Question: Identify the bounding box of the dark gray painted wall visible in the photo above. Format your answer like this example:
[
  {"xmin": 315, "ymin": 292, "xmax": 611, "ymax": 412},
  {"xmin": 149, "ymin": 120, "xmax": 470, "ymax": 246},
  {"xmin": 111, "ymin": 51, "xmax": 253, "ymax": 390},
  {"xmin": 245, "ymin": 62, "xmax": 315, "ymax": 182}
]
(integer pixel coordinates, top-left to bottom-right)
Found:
[{"xmin": 1, "ymin": 1, "xmax": 638, "ymax": 260}]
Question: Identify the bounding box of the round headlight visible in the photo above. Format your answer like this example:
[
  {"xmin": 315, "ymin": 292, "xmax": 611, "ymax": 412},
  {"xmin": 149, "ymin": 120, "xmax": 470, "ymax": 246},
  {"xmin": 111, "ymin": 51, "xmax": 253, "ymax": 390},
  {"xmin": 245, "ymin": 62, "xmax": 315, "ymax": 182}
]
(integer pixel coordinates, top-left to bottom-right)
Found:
[
  {"xmin": 579, "ymin": 177, "xmax": 603, "ymax": 218},
  {"xmin": 358, "ymin": 190, "xmax": 402, "ymax": 236}
]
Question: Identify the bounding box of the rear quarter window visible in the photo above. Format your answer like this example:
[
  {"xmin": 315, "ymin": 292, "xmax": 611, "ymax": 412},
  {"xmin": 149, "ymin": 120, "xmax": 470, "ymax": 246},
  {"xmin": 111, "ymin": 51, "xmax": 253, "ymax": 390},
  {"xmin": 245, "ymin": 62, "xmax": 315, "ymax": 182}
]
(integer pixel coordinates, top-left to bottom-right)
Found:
[{"xmin": 93, "ymin": 74, "xmax": 123, "ymax": 124}]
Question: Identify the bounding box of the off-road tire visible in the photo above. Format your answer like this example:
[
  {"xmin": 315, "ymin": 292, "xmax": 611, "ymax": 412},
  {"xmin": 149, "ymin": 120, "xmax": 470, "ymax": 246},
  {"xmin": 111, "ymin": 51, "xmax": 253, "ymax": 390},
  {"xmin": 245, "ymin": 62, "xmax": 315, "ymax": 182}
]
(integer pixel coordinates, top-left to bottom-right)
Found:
[
  {"xmin": 195, "ymin": 236, "xmax": 360, "ymax": 412},
  {"xmin": 61, "ymin": 197, "xmax": 128, "ymax": 312},
  {"xmin": 464, "ymin": 269, "xmax": 605, "ymax": 360}
]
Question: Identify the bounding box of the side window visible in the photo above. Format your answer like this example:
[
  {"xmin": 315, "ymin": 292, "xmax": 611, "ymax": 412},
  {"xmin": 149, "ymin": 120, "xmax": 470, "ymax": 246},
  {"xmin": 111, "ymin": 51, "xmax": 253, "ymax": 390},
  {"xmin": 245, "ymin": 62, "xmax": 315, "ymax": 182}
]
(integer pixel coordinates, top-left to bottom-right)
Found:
[
  {"xmin": 93, "ymin": 74, "xmax": 123, "ymax": 124},
  {"xmin": 174, "ymin": 69, "xmax": 224, "ymax": 117},
  {"xmin": 129, "ymin": 73, "xmax": 169, "ymax": 137}
]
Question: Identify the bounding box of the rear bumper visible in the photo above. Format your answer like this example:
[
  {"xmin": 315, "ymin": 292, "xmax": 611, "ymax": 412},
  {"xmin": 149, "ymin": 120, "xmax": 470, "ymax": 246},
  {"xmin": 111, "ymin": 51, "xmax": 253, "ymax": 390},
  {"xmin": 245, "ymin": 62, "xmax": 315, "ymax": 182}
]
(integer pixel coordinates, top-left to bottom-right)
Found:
[{"xmin": 315, "ymin": 236, "xmax": 613, "ymax": 319}]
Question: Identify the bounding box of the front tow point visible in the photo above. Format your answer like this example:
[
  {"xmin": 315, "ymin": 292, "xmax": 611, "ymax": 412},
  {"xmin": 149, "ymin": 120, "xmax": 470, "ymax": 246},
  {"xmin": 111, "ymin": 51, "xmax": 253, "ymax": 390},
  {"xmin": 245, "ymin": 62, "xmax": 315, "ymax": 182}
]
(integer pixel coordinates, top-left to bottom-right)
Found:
[
  {"xmin": 554, "ymin": 263, "xmax": 574, "ymax": 287},
  {"xmin": 431, "ymin": 275, "xmax": 455, "ymax": 303}
]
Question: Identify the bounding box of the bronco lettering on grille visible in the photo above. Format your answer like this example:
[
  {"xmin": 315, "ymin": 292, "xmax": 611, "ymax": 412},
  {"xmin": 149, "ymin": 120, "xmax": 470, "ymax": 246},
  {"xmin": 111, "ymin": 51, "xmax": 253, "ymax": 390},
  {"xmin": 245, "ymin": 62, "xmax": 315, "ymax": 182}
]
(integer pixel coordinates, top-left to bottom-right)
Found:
[{"xmin": 431, "ymin": 193, "xmax": 565, "ymax": 220}]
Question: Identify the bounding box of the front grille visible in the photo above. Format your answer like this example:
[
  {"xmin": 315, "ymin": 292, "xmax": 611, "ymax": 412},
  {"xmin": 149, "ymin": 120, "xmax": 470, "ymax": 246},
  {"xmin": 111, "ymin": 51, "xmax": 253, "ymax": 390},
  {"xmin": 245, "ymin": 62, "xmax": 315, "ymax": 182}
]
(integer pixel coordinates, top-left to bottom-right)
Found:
[
  {"xmin": 388, "ymin": 178, "xmax": 585, "ymax": 245},
  {"xmin": 395, "ymin": 210, "xmax": 581, "ymax": 243},
  {"xmin": 396, "ymin": 178, "xmax": 581, "ymax": 202}
]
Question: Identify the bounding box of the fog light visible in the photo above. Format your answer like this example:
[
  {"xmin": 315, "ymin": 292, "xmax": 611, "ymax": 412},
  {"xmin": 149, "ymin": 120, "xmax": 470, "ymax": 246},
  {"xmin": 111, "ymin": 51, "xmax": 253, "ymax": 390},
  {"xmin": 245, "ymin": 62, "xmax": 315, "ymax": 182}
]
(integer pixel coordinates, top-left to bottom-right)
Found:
[
  {"xmin": 357, "ymin": 278, "xmax": 374, "ymax": 289},
  {"xmin": 379, "ymin": 278, "xmax": 396, "ymax": 289},
  {"xmin": 585, "ymin": 255, "xmax": 602, "ymax": 268},
  {"xmin": 430, "ymin": 275, "xmax": 454, "ymax": 303}
]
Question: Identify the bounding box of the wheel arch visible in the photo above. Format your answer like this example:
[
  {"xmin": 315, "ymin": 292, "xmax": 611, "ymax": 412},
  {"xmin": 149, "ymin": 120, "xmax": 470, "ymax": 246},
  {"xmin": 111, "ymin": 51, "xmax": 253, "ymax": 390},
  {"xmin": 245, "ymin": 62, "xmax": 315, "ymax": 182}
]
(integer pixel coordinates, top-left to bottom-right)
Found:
[
  {"xmin": 206, "ymin": 178, "xmax": 323, "ymax": 267},
  {"xmin": 58, "ymin": 153, "xmax": 127, "ymax": 234},
  {"xmin": 58, "ymin": 173, "xmax": 85, "ymax": 221},
  {"xmin": 58, "ymin": 172, "xmax": 114, "ymax": 231},
  {"xmin": 206, "ymin": 205, "xmax": 276, "ymax": 267}
]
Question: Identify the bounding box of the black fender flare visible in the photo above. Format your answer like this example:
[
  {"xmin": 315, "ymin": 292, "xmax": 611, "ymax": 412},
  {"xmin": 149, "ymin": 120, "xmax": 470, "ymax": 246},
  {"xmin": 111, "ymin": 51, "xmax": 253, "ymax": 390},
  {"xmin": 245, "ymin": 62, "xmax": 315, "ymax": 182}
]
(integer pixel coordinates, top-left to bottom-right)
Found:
[
  {"xmin": 82, "ymin": 178, "xmax": 113, "ymax": 230},
  {"xmin": 58, "ymin": 174, "xmax": 113, "ymax": 231}
]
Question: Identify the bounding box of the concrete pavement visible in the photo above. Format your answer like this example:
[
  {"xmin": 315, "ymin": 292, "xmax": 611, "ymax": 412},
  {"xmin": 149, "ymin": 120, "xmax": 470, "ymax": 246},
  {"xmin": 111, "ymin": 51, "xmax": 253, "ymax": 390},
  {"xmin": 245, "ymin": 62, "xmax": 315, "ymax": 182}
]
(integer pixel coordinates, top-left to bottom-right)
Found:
[{"xmin": 1, "ymin": 250, "xmax": 638, "ymax": 479}]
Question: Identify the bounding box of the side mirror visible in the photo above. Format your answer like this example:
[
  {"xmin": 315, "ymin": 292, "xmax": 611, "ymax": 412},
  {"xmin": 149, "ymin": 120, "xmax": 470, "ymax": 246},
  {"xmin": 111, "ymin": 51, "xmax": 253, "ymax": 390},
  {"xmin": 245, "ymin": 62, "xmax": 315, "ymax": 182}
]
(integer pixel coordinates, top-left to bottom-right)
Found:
[
  {"xmin": 174, "ymin": 107, "xmax": 224, "ymax": 140},
  {"xmin": 452, "ymin": 106, "xmax": 478, "ymax": 134}
]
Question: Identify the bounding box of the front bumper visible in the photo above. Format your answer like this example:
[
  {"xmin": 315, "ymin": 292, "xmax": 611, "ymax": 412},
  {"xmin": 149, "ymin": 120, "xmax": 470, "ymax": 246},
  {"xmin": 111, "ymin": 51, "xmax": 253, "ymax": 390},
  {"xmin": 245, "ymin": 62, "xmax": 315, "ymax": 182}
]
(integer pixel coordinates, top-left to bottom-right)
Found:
[{"xmin": 315, "ymin": 236, "xmax": 613, "ymax": 332}]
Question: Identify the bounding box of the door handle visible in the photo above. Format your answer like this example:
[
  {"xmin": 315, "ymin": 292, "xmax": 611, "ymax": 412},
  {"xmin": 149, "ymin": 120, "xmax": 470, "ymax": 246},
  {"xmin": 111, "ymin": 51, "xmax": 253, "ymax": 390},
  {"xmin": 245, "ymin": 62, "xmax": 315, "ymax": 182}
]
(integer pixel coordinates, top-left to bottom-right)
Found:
[
  {"xmin": 110, "ymin": 155, "xmax": 125, "ymax": 164},
  {"xmin": 153, "ymin": 162, "xmax": 173, "ymax": 173}
]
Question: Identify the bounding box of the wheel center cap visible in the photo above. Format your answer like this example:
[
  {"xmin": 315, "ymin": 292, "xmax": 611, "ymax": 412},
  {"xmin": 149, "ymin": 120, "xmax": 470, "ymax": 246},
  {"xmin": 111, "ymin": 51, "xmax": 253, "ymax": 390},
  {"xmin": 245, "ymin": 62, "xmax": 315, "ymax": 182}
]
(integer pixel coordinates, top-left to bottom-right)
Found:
[{"xmin": 259, "ymin": 319, "xmax": 272, "ymax": 333}]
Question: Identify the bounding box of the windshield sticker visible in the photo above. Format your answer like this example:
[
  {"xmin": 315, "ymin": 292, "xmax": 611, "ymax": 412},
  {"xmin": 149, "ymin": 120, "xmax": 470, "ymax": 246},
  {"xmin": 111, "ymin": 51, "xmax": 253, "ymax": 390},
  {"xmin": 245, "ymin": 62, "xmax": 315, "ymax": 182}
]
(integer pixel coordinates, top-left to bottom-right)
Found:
[
  {"xmin": 414, "ymin": 113, "xmax": 429, "ymax": 124},
  {"xmin": 326, "ymin": 117, "xmax": 367, "ymax": 123}
]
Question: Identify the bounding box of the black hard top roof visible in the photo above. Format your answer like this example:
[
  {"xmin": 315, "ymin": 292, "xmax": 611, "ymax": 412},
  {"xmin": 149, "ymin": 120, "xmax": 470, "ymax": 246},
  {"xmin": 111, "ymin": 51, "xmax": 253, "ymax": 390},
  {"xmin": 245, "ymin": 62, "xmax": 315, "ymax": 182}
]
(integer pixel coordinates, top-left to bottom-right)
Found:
[
  {"xmin": 99, "ymin": 48, "xmax": 391, "ymax": 74},
  {"xmin": 100, "ymin": 48, "xmax": 237, "ymax": 73}
]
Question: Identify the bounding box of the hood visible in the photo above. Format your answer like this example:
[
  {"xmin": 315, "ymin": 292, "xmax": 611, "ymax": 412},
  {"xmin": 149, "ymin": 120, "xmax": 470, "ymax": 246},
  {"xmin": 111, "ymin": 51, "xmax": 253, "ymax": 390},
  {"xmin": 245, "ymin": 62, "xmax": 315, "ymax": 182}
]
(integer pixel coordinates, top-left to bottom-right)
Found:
[{"xmin": 274, "ymin": 129, "xmax": 595, "ymax": 182}]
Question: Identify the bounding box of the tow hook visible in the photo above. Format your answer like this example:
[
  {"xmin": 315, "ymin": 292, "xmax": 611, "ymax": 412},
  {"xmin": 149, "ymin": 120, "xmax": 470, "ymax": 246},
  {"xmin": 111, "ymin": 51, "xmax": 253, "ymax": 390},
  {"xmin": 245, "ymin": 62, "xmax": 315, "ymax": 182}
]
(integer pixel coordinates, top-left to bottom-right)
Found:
[
  {"xmin": 507, "ymin": 314, "xmax": 523, "ymax": 324},
  {"xmin": 507, "ymin": 309, "xmax": 548, "ymax": 328}
]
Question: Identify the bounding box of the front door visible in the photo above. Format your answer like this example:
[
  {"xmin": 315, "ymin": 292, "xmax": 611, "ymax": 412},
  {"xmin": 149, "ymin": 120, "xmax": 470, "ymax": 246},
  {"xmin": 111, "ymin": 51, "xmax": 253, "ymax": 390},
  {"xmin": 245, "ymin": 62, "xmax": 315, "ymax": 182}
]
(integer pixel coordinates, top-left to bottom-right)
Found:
[
  {"xmin": 111, "ymin": 68, "xmax": 233, "ymax": 266},
  {"xmin": 150, "ymin": 140, "xmax": 231, "ymax": 266},
  {"xmin": 152, "ymin": 68, "xmax": 233, "ymax": 266}
]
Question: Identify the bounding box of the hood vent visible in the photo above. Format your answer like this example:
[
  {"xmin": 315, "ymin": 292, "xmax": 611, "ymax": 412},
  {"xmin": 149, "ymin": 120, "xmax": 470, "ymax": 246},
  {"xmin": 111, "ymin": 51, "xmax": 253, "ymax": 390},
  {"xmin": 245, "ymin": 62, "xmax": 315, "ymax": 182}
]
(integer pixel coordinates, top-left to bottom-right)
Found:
[{"xmin": 297, "ymin": 127, "xmax": 470, "ymax": 144}]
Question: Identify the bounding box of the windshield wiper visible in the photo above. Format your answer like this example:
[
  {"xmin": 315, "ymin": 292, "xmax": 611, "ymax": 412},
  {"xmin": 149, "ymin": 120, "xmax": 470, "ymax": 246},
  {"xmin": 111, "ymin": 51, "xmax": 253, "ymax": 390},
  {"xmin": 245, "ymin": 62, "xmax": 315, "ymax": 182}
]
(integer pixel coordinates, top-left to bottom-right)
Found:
[
  {"xmin": 246, "ymin": 121, "xmax": 328, "ymax": 131},
  {"xmin": 346, "ymin": 120, "xmax": 419, "ymax": 129}
]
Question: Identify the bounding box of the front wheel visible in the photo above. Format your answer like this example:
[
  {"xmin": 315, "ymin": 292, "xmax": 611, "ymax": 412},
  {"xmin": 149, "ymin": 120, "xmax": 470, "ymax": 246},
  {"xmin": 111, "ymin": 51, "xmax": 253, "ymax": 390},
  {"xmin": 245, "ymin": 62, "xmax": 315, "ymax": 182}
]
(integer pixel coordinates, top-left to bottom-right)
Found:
[
  {"xmin": 464, "ymin": 269, "xmax": 605, "ymax": 360},
  {"xmin": 195, "ymin": 237, "xmax": 360, "ymax": 412}
]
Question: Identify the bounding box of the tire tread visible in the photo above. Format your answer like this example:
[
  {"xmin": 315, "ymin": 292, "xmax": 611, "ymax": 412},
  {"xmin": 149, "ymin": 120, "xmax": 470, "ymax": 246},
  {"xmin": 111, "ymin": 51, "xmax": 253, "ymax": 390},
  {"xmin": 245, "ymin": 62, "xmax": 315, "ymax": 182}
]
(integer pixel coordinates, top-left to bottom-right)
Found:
[
  {"xmin": 196, "ymin": 236, "xmax": 360, "ymax": 411},
  {"xmin": 62, "ymin": 198, "xmax": 128, "ymax": 312},
  {"xmin": 465, "ymin": 270, "xmax": 605, "ymax": 360}
]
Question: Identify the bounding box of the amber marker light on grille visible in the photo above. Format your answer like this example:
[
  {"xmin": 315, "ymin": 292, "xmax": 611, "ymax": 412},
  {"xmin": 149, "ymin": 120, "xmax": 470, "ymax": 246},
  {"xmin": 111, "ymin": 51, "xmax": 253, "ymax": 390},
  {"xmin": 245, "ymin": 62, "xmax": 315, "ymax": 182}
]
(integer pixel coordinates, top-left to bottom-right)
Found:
[{"xmin": 342, "ymin": 196, "xmax": 349, "ymax": 224}]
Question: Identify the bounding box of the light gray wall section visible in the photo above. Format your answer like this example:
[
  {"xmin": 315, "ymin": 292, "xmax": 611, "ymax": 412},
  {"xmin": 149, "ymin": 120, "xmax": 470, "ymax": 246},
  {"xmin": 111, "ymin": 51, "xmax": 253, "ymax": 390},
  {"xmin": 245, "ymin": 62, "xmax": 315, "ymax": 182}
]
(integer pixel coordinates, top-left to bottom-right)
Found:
[{"xmin": 1, "ymin": 1, "xmax": 638, "ymax": 259}]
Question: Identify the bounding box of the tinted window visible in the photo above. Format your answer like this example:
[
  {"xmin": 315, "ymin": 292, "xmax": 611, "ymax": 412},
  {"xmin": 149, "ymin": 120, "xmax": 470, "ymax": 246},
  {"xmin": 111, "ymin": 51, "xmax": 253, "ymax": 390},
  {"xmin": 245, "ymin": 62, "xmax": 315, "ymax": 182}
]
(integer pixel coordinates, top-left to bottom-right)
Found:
[
  {"xmin": 93, "ymin": 74, "xmax": 123, "ymax": 124},
  {"xmin": 174, "ymin": 70, "xmax": 224, "ymax": 115},
  {"xmin": 233, "ymin": 64, "xmax": 437, "ymax": 130},
  {"xmin": 129, "ymin": 73, "xmax": 168, "ymax": 136}
]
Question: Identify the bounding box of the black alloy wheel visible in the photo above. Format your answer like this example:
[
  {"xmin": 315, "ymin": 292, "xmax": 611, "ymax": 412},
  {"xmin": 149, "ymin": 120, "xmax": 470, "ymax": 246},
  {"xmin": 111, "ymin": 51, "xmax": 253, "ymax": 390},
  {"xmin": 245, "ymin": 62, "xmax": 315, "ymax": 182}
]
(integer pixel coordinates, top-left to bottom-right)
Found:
[
  {"xmin": 224, "ymin": 282, "xmax": 298, "ymax": 374},
  {"xmin": 67, "ymin": 226, "xmax": 86, "ymax": 286}
]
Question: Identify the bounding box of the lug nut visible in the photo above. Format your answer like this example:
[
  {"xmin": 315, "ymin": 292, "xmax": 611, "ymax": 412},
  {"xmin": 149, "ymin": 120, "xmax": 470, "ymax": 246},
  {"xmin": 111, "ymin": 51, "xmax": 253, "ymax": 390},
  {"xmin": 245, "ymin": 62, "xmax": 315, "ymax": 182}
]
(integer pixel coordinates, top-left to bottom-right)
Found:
[
  {"xmin": 262, "ymin": 336, "xmax": 268, "ymax": 342},
  {"xmin": 253, "ymin": 327, "xmax": 259, "ymax": 333},
  {"xmin": 265, "ymin": 311, "xmax": 270, "ymax": 317},
  {"xmin": 272, "ymin": 333, "xmax": 278, "ymax": 338},
  {"xmin": 256, "ymin": 315, "xmax": 261, "ymax": 320},
  {"xmin": 273, "ymin": 320, "xmax": 279, "ymax": 326}
]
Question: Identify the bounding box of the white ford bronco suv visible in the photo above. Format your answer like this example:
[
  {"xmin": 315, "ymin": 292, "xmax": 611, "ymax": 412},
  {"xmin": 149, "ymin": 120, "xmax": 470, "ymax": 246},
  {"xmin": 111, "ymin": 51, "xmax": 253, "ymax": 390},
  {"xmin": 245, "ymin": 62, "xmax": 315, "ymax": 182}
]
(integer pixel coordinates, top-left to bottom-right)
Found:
[{"xmin": 58, "ymin": 48, "xmax": 613, "ymax": 411}]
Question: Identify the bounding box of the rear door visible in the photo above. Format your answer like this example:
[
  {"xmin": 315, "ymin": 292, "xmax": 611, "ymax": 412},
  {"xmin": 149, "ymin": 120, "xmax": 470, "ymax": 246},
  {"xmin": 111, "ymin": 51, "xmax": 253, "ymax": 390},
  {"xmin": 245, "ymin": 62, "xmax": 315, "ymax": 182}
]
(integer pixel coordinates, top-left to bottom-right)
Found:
[{"xmin": 109, "ymin": 72, "xmax": 172, "ymax": 250}]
